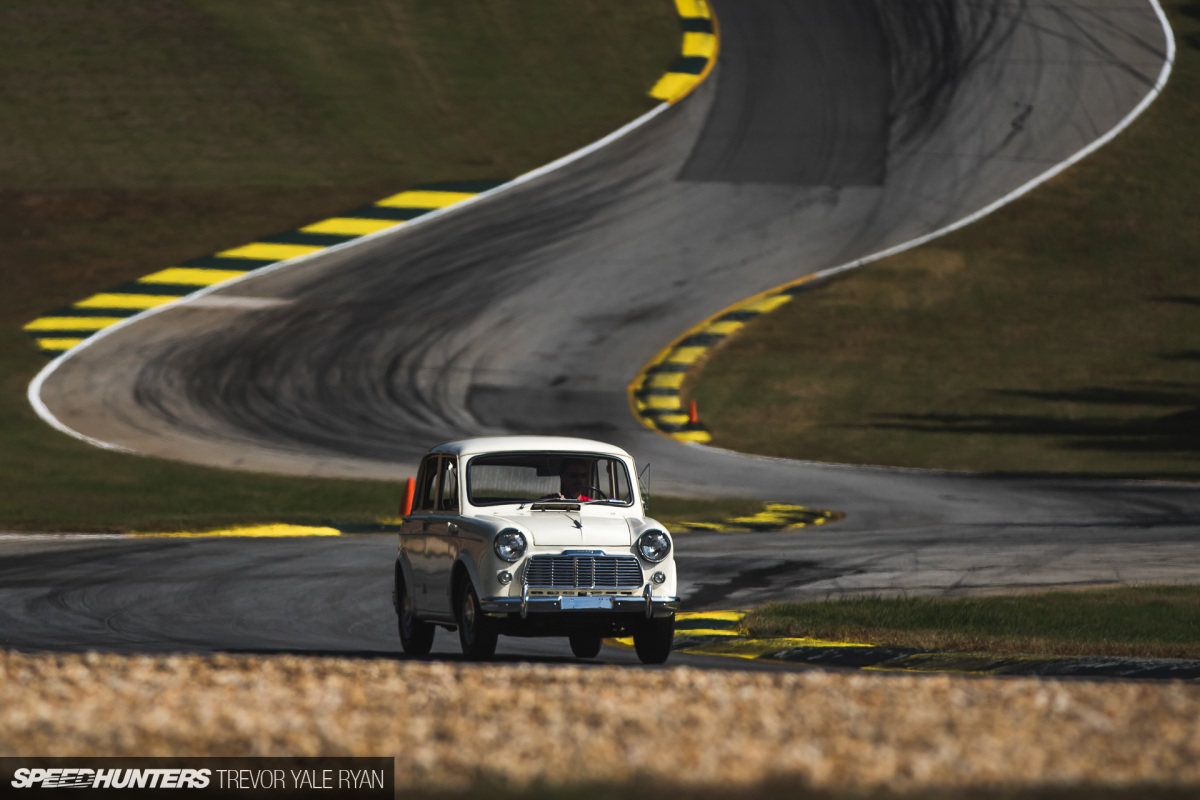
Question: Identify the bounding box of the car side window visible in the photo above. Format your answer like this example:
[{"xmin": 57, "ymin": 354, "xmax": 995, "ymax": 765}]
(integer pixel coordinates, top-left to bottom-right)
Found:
[
  {"xmin": 604, "ymin": 459, "xmax": 633, "ymax": 503},
  {"xmin": 416, "ymin": 457, "xmax": 439, "ymax": 512},
  {"xmin": 439, "ymin": 458, "xmax": 459, "ymax": 513}
]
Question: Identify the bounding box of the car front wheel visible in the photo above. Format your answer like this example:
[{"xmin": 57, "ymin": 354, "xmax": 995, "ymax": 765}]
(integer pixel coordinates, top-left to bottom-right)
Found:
[
  {"xmin": 633, "ymin": 614, "xmax": 675, "ymax": 664},
  {"xmin": 456, "ymin": 581, "xmax": 498, "ymax": 660},
  {"xmin": 396, "ymin": 570, "xmax": 435, "ymax": 656}
]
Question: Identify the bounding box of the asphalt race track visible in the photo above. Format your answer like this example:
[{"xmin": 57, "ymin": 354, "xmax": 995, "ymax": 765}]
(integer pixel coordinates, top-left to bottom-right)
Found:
[{"xmin": 12, "ymin": 0, "xmax": 1198, "ymax": 663}]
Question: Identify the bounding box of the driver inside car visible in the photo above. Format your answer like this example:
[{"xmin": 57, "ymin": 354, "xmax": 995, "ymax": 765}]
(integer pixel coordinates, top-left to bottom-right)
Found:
[{"xmin": 547, "ymin": 458, "xmax": 593, "ymax": 501}]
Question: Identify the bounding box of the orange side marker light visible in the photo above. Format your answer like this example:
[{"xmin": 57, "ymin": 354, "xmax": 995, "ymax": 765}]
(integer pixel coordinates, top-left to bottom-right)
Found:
[
  {"xmin": 689, "ymin": 399, "xmax": 699, "ymax": 425},
  {"xmin": 401, "ymin": 476, "xmax": 416, "ymax": 517}
]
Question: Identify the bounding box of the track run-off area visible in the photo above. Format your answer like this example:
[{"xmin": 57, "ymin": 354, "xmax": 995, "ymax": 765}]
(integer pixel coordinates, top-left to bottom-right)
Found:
[{"xmin": 7, "ymin": 0, "xmax": 1198, "ymax": 667}]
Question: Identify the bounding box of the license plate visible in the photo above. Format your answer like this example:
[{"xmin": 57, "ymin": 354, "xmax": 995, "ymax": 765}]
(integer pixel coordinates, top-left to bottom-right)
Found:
[{"xmin": 561, "ymin": 596, "xmax": 614, "ymax": 610}]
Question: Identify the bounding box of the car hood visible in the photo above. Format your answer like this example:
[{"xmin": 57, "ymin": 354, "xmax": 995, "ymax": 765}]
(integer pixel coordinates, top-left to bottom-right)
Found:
[{"xmin": 489, "ymin": 511, "xmax": 631, "ymax": 547}]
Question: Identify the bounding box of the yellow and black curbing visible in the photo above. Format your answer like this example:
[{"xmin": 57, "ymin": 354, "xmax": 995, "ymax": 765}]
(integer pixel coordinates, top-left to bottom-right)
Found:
[
  {"xmin": 673, "ymin": 610, "xmax": 746, "ymax": 638},
  {"xmin": 629, "ymin": 277, "xmax": 823, "ymax": 443},
  {"xmin": 23, "ymin": 181, "xmax": 503, "ymax": 357},
  {"xmin": 25, "ymin": 2, "xmax": 718, "ymax": 360},
  {"xmin": 668, "ymin": 611, "xmax": 1200, "ymax": 679},
  {"xmin": 672, "ymin": 503, "xmax": 844, "ymax": 533},
  {"xmin": 649, "ymin": 0, "xmax": 719, "ymax": 103}
]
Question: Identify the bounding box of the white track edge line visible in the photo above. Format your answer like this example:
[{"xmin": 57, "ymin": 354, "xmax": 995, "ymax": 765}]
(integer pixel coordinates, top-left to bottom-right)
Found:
[
  {"xmin": 681, "ymin": 0, "xmax": 1176, "ymax": 471},
  {"xmin": 26, "ymin": 103, "xmax": 673, "ymax": 452},
  {"xmin": 805, "ymin": 1, "xmax": 1175, "ymax": 286},
  {"xmin": 31, "ymin": 2, "xmax": 1177, "ymax": 460}
]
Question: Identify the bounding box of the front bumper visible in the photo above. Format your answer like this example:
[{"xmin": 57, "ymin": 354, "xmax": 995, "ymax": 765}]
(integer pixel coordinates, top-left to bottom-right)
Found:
[{"xmin": 480, "ymin": 591, "xmax": 679, "ymax": 619}]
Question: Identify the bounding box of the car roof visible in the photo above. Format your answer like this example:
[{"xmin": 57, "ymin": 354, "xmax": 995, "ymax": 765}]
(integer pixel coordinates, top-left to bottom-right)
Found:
[{"xmin": 429, "ymin": 435, "xmax": 632, "ymax": 458}]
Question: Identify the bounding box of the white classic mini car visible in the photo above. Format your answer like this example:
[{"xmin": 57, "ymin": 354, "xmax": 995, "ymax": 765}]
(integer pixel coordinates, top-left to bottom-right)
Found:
[{"xmin": 393, "ymin": 436, "xmax": 678, "ymax": 663}]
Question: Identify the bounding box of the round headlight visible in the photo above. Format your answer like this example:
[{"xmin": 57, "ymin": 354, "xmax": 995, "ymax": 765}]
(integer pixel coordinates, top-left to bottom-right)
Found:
[
  {"xmin": 494, "ymin": 529, "xmax": 527, "ymax": 562},
  {"xmin": 637, "ymin": 530, "xmax": 671, "ymax": 563}
]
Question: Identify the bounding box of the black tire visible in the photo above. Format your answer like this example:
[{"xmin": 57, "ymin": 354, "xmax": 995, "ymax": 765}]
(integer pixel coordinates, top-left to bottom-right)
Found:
[
  {"xmin": 568, "ymin": 633, "xmax": 603, "ymax": 659},
  {"xmin": 456, "ymin": 580, "xmax": 498, "ymax": 660},
  {"xmin": 633, "ymin": 614, "xmax": 675, "ymax": 665},
  {"xmin": 396, "ymin": 569, "xmax": 435, "ymax": 656}
]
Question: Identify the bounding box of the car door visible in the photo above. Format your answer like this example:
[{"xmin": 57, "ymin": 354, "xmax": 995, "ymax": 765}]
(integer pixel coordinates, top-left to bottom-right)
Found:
[
  {"xmin": 402, "ymin": 456, "xmax": 441, "ymax": 614},
  {"xmin": 424, "ymin": 456, "xmax": 461, "ymax": 619}
]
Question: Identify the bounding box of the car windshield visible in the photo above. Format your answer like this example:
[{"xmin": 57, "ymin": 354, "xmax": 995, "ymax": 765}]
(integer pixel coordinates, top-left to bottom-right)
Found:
[{"xmin": 467, "ymin": 452, "xmax": 634, "ymax": 507}]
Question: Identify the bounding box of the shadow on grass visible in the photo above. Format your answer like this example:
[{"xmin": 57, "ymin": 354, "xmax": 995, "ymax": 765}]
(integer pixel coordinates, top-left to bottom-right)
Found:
[
  {"xmin": 857, "ymin": 296, "xmax": 1200, "ymax": 476},
  {"xmin": 868, "ymin": 384, "xmax": 1200, "ymax": 464},
  {"xmin": 1173, "ymin": 2, "xmax": 1200, "ymax": 49},
  {"xmin": 869, "ymin": 382, "xmax": 1200, "ymax": 456}
]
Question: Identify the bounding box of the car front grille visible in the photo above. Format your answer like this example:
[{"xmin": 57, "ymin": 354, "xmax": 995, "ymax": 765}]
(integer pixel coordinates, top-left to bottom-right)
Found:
[{"xmin": 524, "ymin": 554, "xmax": 643, "ymax": 589}]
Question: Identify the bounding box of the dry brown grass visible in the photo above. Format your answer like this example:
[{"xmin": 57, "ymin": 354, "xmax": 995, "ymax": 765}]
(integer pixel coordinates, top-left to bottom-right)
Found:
[{"xmin": 4, "ymin": 650, "xmax": 1200, "ymax": 794}]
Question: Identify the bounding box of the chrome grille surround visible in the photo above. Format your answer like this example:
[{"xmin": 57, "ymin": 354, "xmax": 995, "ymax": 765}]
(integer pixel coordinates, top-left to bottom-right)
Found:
[{"xmin": 524, "ymin": 554, "xmax": 643, "ymax": 590}]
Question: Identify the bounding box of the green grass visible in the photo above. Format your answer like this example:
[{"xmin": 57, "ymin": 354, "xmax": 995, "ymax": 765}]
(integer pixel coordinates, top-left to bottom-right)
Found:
[
  {"xmin": 0, "ymin": 0, "xmax": 677, "ymax": 530},
  {"xmin": 690, "ymin": 0, "xmax": 1200, "ymax": 479},
  {"xmin": 744, "ymin": 586, "xmax": 1200, "ymax": 660},
  {"xmin": 645, "ymin": 496, "xmax": 766, "ymax": 529},
  {"xmin": 0, "ymin": 0, "xmax": 674, "ymax": 190}
]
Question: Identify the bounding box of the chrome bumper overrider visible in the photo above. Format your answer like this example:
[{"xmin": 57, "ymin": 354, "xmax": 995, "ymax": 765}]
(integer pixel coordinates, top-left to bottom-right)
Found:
[{"xmin": 480, "ymin": 594, "xmax": 679, "ymax": 618}]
